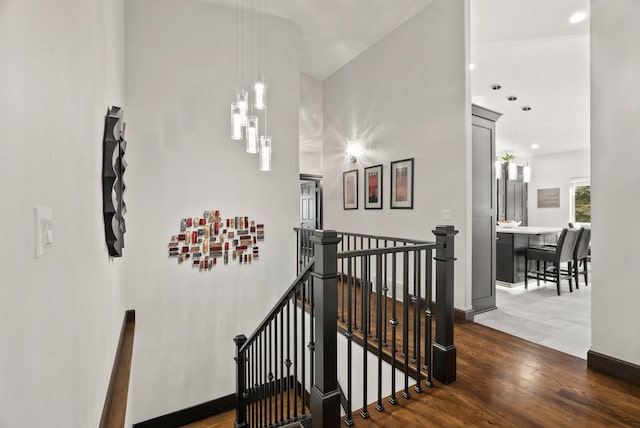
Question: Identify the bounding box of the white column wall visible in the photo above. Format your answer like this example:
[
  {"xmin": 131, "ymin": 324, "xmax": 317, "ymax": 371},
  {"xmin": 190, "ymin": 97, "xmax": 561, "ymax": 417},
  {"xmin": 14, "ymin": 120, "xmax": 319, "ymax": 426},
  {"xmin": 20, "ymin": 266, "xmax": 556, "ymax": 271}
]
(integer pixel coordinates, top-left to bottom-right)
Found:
[
  {"xmin": 322, "ymin": 0, "xmax": 471, "ymax": 310},
  {"xmin": 0, "ymin": 0, "xmax": 126, "ymax": 427},
  {"xmin": 590, "ymin": 0, "xmax": 640, "ymax": 366},
  {"xmin": 123, "ymin": 0, "xmax": 301, "ymax": 422}
]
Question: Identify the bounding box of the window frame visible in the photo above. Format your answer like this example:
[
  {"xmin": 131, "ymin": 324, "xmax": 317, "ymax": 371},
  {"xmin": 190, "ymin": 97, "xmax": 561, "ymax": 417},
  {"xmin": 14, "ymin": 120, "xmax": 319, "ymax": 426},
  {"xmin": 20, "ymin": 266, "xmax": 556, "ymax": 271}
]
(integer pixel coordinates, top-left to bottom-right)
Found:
[{"xmin": 569, "ymin": 177, "xmax": 591, "ymax": 226}]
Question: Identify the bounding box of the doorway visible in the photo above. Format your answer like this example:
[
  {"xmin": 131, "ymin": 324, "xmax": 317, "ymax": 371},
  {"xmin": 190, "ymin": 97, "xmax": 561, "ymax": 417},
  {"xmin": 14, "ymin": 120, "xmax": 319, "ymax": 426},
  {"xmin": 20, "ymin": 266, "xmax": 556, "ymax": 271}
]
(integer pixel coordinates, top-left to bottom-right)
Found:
[{"xmin": 299, "ymin": 174, "xmax": 322, "ymax": 230}]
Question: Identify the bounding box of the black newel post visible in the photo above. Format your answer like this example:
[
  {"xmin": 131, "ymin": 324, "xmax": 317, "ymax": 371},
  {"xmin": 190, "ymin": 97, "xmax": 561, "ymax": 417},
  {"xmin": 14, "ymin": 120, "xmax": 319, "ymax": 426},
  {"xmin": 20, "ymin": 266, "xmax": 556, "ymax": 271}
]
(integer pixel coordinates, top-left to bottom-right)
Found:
[
  {"xmin": 310, "ymin": 230, "xmax": 342, "ymax": 428},
  {"xmin": 432, "ymin": 225, "xmax": 458, "ymax": 384},
  {"xmin": 234, "ymin": 334, "xmax": 247, "ymax": 428}
]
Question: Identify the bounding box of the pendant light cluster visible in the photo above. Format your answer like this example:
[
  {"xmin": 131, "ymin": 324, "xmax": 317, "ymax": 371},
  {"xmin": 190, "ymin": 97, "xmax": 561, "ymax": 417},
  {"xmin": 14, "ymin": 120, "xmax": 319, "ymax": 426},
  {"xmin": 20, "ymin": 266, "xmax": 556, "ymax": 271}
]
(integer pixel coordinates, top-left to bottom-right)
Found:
[{"xmin": 230, "ymin": 0, "xmax": 271, "ymax": 171}]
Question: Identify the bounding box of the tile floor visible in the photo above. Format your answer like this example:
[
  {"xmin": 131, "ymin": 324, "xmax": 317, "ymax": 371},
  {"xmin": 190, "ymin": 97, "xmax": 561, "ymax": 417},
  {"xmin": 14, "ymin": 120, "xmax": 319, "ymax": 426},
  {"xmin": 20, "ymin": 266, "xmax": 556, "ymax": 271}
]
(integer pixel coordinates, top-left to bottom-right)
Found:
[{"xmin": 474, "ymin": 277, "xmax": 591, "ymax": 359}]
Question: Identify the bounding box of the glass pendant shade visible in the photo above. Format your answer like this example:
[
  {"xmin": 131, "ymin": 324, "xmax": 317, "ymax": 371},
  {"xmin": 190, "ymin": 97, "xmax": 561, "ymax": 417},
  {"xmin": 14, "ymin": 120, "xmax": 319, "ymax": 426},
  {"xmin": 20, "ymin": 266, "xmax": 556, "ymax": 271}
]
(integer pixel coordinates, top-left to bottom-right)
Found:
[
  {"xmin": 237, "ymin": 89, "xmax": 248, "ymax": 126},
  {"xmin": 495, "ymin": 160, "xmax": 502, "ymax": 180},
  {"xmin": 246, "ymin": 116, "xmax": 259, "ymax": 153},
  {"xmin": 254, "ymin": 75, "xmax": 266, "ymax": 110},
  {"xmin": 230, "ymin": 102, "xmax": 242, "ymax": 140},
  {"xmin": 258, "ymin": 136, "xmax": 271, "ymax": 171},
  {"xmin": 508, "ymin": 161, "xmax": 518, "ymax": 181},
  {"xmin": 523, "ymin": 164, "xmax": 531, "ymax": 183}
]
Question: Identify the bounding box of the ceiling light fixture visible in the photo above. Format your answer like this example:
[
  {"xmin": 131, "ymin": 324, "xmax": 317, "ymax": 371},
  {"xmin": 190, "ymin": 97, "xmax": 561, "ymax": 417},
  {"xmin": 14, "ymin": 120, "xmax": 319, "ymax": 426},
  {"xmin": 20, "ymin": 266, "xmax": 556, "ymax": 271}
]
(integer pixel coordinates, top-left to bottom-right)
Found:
[
  {"xmin": 507, "ymin": 95, "xmax": 517, "ymax": 102},
  {"xmin": 491, "ymin": 84, "xmax": 502, "ymax": 90},
  {"xmin": 531, "ymin": 144, "xmax": 539, "ymax": 149},
  {"xmin": 569, "ymin": 11, "xmax": 587, "ymax": 24},
  {"xmin": 469, "ymin": 64, "xmax": 475, "ymax": 71},
  {"xmin": 521, "ymin": 106, "xmax": 532, "ymax": 112},
  {"xmin": 230, "ymin": 0, "xmax": 272, "ymax": 170}
]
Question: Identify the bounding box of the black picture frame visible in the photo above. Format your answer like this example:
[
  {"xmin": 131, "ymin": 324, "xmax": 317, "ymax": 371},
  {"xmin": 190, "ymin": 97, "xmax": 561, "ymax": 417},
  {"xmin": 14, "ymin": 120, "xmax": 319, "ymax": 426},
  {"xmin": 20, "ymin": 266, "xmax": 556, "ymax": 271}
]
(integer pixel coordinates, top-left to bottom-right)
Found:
[
  {"xmin": 390, "ymin": 158, "xmax": 414, "ymax": 209},
  {"xmin": 364, "ymin": 164, "xmax": 383, "ymax": 209},
  {"xmin": 343, "ymin": 169, "xmax": 358, "ymax": 210}
]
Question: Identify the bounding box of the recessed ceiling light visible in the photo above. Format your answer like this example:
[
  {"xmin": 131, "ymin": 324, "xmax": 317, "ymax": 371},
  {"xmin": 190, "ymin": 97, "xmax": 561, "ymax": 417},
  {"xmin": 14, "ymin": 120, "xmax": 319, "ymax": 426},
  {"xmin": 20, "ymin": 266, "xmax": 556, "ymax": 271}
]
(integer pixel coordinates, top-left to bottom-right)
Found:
[
  {"xmin": 507, "ymin": 95, "xmax": 517, "ymax": 101},
  {"xmin": 570, "ymin": 11, "xmax": 586, "ymax": 24},
  {"xmin": 469, "ymin": 64, "xmax": 475, "ymax": 71},
  {"xmin": 522, "ymin": 106, "xmax": 532, "ymax": 111},
  {"xmin": 531, "ymin": 144, "xmax": 539, "ymax": 149},
  {"xmin": 491, "ymin": 84, "xmax": 502, "ymax": 90}
]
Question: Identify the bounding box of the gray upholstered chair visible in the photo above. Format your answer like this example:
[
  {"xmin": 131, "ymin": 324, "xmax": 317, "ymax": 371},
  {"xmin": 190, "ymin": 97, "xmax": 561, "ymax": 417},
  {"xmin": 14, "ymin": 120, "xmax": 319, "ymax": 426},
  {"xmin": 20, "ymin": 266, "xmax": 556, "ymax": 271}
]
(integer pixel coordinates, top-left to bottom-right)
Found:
[{"xmin": 524, "ymin": 228, "xmax": 580, "ymax": 296}]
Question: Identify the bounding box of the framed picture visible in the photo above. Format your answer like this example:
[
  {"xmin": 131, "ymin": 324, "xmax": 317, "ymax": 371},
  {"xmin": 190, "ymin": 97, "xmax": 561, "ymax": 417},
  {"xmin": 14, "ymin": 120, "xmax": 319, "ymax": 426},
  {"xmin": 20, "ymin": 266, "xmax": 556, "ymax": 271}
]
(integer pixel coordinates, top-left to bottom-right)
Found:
[
  {"xmin": 390, "ymin": 158, "xmax": 414, "ymax": 209},
  {"xmin": 343, "ymin": 169, "xmax": 358, "ymax": 210},
  {"xmin": 364, "ymin": 164, "xmax": 383, "ymax": 209}
]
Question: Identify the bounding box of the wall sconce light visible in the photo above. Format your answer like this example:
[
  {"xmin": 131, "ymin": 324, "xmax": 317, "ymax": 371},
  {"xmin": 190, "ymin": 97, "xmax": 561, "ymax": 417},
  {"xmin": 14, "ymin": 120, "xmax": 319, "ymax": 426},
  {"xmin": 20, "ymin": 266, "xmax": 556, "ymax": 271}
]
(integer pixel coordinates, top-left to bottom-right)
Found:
[{"xmin": 347, "ymin": 139, "xmax": 361, "ymax": 163}]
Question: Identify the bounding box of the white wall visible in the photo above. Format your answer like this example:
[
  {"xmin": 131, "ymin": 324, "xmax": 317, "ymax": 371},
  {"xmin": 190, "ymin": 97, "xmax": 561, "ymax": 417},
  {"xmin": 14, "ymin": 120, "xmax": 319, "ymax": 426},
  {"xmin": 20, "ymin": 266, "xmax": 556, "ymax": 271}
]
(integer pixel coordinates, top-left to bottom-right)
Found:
[
  {"xmin": 0, "ymin": 0, "xmax": 126, "ymax": 427},
  {"xmin": 300, "ymin": 73, "xmax": 324, "ymax": 175},
  {"xmin": 323, "ymin": 0, "xmax": 471, "ymax": 309},
  {"xmin": 527, "ymin": 148, "xmax": 590, "ymax": 227},
  {"xmin": 123, "ymin": 0, "xmax": 301, "ymax": 422},
  {"xmin": 590, "ymin": 0, "xmax": 640, "ymax": 366}
]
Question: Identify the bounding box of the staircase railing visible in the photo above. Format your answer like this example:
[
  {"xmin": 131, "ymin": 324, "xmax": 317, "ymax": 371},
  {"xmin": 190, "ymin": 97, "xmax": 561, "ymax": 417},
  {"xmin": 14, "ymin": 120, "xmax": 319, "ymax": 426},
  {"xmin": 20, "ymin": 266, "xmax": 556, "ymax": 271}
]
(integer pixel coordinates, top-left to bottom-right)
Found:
[{"xmin": 236, "ymin": 227, "xmax": 456, "ymax": 428}]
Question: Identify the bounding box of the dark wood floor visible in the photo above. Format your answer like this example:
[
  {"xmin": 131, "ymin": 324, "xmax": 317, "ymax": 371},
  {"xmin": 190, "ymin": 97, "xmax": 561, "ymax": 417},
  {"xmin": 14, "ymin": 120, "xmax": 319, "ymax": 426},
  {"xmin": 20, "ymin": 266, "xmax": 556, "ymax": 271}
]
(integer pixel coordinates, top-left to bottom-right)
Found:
[
  {"xmin": 185, "ymin": 320, "xmax": 640, "ymax": 427},
  {"xmin": 186, "ymin": 280, "xmax": 640, "ymax": 427}
]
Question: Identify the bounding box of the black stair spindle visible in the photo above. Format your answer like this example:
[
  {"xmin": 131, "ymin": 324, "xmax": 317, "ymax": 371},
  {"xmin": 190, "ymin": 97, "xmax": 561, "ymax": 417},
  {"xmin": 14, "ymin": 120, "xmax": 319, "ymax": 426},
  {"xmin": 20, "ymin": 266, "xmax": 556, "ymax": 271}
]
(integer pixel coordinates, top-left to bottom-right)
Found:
[
  {"xmin": 375, "ymin": 253, "xmax": 385, "ymax": 413},
  {"xmin": 402, "ymin": 250, "xmax": 411, "ymax": 400},
  {"xmin": 383, "ymin": 240, "xmax": 388, "ymax": 347},
  {"xmin": 301, "ymin": 280, "xmax": 306, "ymax": 415},
  {"xmin": 293, "ymin": 289, "xmax": 298, "ymax": 419},
  {"xmin": 345, "ymin": 257, "xmax": 354, "ymax": 426},
  {"xmin": 341, "ymin": 236, "xmax": 345, "ymax": 322},
  {"xmin": 425, "ymin": 249, "xmax": 433, "ymax": 387},
  {"xmin": 414, "ymin": 250, "xmax": 423, "ymax": 393},
  {"xmin": 361, "ymin": 255, "xmax": 370, "ymax": 419},
  {"xmin": 389, "ymin": 251, "xmax": 398, "ymax": 405},
  {"xmin": 412, "ymin": 250, "xmax": 418, "ymax": 364},
  {"xmin": 309, "ymin": 275, "xmax": 315, "ymax": 389},
  {"xmin": 280, "ymin": 306, "xmax": 285, "ymax": 422},
  {"xmin": 286, "ymin": 298, "xmax": 292, "ymax": 421},
  {"xmin": 263, "ymin": 329, "xmax": 268, "ymax": 428}
]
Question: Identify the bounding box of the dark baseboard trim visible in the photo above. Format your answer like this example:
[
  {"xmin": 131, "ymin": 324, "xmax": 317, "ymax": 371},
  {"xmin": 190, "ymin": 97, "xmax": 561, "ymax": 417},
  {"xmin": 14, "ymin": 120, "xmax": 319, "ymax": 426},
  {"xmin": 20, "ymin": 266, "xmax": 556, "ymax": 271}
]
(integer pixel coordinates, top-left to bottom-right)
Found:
[
  {"xmin": 587, "ymin": 350, "xmax": 640, "ymax": 387},
  {"xmin": 133, "ymin": 393, "xmax": 236, "ymax": 428},
  {"xmin": 454, "ymin": 308, "xmax": 474, "ymax": 324}
]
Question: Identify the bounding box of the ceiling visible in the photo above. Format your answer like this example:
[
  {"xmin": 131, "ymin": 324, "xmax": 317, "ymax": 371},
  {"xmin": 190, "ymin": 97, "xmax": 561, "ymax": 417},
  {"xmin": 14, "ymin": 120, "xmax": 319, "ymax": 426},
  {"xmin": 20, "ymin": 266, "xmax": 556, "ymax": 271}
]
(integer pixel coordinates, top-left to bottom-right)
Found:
[
  {"xmin": 199, "ymin": 0, "xmax": 434, "ymax": 80},
  {"xmin": 199, "ymin": 0, "xmax": 590, "ymax": 158},
  {"xmin": 471, "ymin": 0, "xmax": 590, "ymax": 158}
]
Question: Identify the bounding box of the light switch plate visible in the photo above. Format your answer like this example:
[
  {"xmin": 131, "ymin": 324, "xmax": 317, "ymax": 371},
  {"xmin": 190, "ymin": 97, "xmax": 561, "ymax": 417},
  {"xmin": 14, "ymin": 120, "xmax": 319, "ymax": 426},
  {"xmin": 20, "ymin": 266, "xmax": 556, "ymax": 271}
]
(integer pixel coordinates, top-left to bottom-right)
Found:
[
  {"xmin": 35, "ymin": 206, "xmax": 53, "ymax": 258},
  {"xmin": 441, "ymin": 209, "xmax": 452, "ymax": 220}
]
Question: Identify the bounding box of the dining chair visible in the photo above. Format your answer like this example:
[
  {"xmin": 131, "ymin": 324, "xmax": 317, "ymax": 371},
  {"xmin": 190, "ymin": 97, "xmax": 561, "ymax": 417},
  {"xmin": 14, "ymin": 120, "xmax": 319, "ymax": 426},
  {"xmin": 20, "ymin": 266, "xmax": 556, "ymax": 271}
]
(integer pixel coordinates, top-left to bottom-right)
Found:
[
  {"xmin": 573, "ymin": 227, "xmax": 591, "ymax": 288},
  {"xmin": 524, "ymin": 228, "xmax": 580, "ymax": 296}
]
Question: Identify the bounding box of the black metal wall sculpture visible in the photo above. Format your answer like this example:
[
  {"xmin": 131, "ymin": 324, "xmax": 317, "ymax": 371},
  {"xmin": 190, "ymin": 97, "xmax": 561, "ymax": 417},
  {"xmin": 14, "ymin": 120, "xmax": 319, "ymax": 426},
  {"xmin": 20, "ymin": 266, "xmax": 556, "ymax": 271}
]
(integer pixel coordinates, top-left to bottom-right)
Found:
[{"xmin": 102, "ymin": 106, "xmax": 127, "ymax": 257}]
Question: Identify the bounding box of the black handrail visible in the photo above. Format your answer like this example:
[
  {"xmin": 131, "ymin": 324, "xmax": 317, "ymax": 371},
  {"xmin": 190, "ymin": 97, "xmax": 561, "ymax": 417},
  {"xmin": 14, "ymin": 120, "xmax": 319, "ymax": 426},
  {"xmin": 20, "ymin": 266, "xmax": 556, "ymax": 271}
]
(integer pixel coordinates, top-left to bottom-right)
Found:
[
  {"xmin": 337, "ymin": 243, "xmax": 439, "ymax": 258},
  {"xmin": 240, "ymin": 261, "xmax": 314, "ymax": 353}
]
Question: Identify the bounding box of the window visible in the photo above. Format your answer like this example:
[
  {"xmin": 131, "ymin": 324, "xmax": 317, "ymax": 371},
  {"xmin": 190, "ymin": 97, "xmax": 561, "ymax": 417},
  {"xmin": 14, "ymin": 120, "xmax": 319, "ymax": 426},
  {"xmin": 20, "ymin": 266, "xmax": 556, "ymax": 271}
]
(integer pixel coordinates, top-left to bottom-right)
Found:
[{"xmin": 570, "ymin": 179, "xmax": 591, "ymax": 224}]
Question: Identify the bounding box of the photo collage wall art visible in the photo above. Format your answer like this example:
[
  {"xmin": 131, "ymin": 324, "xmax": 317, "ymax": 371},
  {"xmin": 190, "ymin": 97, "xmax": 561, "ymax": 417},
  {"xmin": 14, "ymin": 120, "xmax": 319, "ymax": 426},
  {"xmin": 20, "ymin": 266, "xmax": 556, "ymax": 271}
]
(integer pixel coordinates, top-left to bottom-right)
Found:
[{"xmin": 167, "ymin": 210, "xmax": 264, "ymax": 271}]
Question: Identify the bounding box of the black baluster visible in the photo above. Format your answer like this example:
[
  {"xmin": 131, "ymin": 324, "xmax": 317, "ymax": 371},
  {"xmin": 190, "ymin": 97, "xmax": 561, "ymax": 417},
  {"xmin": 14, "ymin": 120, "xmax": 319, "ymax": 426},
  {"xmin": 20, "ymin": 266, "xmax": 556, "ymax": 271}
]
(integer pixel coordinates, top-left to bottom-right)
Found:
[
  {"xmin": 233, "ymin": 335, "xmax": 247, "ymax": 428},
  {"xmin": 389, "ymin": 251, "xmax": 398, "ymax": 405},
  {"xmin": 361, "ymin": 256, "xmax": 370, "ymax": 419},
  {"xmin": 425, "ymin": 249, "xmax": 433, "ymax": 387},
  {"xmin": 258, "ymin": 332, "xmax": 263, "ymax": 427},
  {"xmin": 309, "ymin": 275, "xmax": 315, "ymax": 389},
  {"xmin": 360, "ymin": 254, "xmax": 365, "ymax": 334},
  {"xmin": 345, "ymin": 257, "xmax": 354, "ymax": 426},
  {"xmin": 383, "ymin": 240, "xmax": 388, "ymax": 347},
  {"xmin": 286, "ymin": 298, "xmax": 292, "ymax": 421},
  {"xmin": 253, "ymin": 341, "xmax": 258, "ymax": 428},
  {"xmin": 263, "ymin": 329, "xmax": 267, "ymax": 428},
  {"xmin": 301, "ymin": 281, "xmax": 306, "ymax": 415},
  {"xmin": 375, "ymin": 253, "xmax": 385, "ymax": 413},
  {"xmin": 293, "ymin": 289, "xmax": 298, "ymax": 419},
  {"xmin": 296, "ymin": 229, "xmax": 301, "ymax": 275},
  {"xmin": 269, "ymin": 321, "xmax": 273, "ymax": 426},
  {"xmin": 414, "ymin": 250, "xmax": 423, "ymax": 393},
  {"xmin": 341, "ymin": 235, "xmax": 345, "ymax": 322},
  {"xmin": 402, "ymin": 251, "xmax": 410, "ymax": 399},
  {"xmin": 280, "ymin": 306, "xmax": 285, "ymax": 422},
  {"xmin": 411, "ymin": 249, "xmax": 418, "ymax": 364}
]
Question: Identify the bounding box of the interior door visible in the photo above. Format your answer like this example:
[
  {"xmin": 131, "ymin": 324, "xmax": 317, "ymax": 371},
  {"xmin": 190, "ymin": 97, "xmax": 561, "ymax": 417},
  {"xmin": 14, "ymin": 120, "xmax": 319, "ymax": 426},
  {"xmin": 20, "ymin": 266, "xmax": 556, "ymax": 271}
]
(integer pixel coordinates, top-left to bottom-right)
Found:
[
  {"xmin": 472, "ymin": 105, "xmax": 500, "ymax": 314},
  {"xmin": 300, "ymin": 181, "xmax": 317, "ymax": 229}
]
